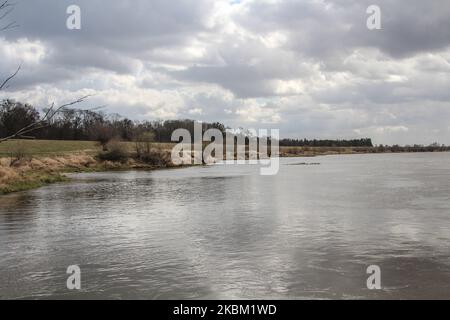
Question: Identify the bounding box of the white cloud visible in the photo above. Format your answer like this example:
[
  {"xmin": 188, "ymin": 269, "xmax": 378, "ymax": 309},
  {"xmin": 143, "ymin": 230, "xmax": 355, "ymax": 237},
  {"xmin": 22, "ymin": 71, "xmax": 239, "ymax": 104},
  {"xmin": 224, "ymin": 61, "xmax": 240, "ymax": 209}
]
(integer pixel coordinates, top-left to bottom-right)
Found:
[{"xmin": 1, "ymin": 0, "xmax": 450, "ymax": 144}]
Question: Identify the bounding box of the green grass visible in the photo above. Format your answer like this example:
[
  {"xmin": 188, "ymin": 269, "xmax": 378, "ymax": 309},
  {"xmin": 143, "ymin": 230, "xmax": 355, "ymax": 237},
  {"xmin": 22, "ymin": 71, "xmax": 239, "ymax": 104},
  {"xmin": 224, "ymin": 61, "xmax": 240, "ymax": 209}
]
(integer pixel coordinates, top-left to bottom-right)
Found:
[
  {"xmin": 0, "ymin": 140, "xmax": 357, "ymax": 160},
  {"xmin": 0, "ymin": 139, "xmax": 177, "ymax": 157},
  {"xmin": 0, "ymin": 139, "xmax": 100, "ymax": 157},
  {"xmin": 0, "ymin": 171, "xmax": 68, "ymax": 195}
]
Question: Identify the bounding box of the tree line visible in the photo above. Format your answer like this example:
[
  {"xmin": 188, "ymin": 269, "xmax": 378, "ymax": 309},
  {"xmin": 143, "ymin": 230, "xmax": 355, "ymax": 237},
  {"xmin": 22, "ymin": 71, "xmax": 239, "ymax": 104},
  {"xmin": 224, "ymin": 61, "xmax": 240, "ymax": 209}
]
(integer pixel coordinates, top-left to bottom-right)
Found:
[
  {"xmin": 0, "ymin": 99, "xmax": 227, "ymax": 144},
  {"xmin": 2, "ymin": 99, "xmax": 449, "ymax": 151},
  {"xmin": 279, "ymin": 138, "xmax": 373, "ymax": 147}
]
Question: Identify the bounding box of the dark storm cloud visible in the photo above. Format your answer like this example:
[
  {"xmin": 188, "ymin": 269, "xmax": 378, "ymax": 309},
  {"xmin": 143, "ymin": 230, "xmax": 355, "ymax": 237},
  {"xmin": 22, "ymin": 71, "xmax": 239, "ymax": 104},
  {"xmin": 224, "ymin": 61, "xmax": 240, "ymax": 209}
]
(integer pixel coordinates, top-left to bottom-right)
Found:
[{"xmin": 238, "ymin": 0, "xmax": 450, "ymax": 58}]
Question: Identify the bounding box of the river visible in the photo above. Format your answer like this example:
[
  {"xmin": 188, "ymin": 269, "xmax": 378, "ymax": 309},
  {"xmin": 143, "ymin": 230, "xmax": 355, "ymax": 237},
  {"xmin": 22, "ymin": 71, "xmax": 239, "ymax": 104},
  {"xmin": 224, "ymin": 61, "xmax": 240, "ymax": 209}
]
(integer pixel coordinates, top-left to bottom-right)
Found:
[{"xmin": 1, "ymin": 153, "xmax": 449, "ymax": 299}]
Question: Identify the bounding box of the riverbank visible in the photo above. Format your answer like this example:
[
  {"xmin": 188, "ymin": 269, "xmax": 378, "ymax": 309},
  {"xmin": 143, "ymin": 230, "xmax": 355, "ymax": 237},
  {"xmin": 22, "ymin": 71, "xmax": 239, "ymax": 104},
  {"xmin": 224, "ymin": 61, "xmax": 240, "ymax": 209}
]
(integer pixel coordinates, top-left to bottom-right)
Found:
[
  {"xmin": 0, "ymin": 152, "xmax": 177, "ymax": 195},
  {"xmin": 1, "ymin": 139, "xmax": 449, "ymax": 195},
  {"xmin": 0, "ymin": 140, "xmax": 176, "ymax": 195}
]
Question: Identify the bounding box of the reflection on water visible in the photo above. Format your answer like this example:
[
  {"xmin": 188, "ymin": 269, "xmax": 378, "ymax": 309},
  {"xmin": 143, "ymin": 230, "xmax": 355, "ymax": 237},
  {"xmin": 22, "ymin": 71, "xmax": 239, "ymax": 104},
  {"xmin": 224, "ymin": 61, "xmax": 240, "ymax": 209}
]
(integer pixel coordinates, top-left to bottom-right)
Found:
[{"xmin": 0, "ymin": 153, "xmax": 450, "ymax": 299}]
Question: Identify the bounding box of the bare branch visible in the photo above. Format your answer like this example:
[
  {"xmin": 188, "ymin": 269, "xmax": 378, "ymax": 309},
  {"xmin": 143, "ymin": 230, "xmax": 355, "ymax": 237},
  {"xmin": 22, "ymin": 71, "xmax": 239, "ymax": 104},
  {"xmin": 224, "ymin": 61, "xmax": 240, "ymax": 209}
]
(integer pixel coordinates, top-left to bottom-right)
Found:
[
  {"xmin": 0, "ymin": 3, "xmax": 93, "ymax": 144},
  {"xmin": 0, "ymin": 20, "xmax": 19, "ymax": 31},
  {"xmin": 0, "ymin": 5, "xmax": 12, "ymax": 20},
  {"xmin": 0, "ymin": 1, "xmax": 11, "ymax": 11},
  {"xmin": 0, "ymin": 1, "xmax": 20, "ymax": 89},
  {"xmin": 0, "ymin": 65, "xmax": 20, "ymax": 91},
  {"xmin": 0, "ymin": 95, "xmax": 92, "ymax": 143},
  {"xmin": 0, "ymin": 0, "xmax": 17, "ymax": 31}
]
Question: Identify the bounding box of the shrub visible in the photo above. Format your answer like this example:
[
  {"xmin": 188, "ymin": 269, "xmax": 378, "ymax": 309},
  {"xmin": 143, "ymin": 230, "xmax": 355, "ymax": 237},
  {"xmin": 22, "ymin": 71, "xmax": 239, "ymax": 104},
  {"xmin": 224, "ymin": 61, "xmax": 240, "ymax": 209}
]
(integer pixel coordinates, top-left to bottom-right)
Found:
[
  {"xmin": 9, "ymin": 140, "xmax": 28, "ymax": 167},
  {"xmin": 136, "ymin": 150, "xmax": 172, "ymax": 166},
  {"xmin": 134, "ymin": 131, "xmax": 155, "ymax": 158},
  {"xmin": 134, "ymin": 131, "xmax": 171, "ymax": 166},
  {"xmin": 97, "ymin": 140, "xmax": 128, "ymax": 162}
]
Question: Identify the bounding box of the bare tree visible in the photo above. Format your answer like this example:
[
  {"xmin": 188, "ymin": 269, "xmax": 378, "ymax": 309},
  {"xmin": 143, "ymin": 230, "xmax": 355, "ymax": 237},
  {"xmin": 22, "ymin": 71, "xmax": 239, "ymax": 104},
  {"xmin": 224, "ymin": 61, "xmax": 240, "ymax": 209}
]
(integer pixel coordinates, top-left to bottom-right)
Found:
[
  {"xmin": 0, "ymin": 1, "xmax": 92, "ymax": 143},
  {"xmin": 90, "ymin": 121, "xmax": 114, "ymax": 151},
  {"xmin": 0, "ymin": 1, "xmax": 20, "ymax": 90},
  {"xmin": 0, "ymin": 96, "xmax": 92, "ymax": 143}
]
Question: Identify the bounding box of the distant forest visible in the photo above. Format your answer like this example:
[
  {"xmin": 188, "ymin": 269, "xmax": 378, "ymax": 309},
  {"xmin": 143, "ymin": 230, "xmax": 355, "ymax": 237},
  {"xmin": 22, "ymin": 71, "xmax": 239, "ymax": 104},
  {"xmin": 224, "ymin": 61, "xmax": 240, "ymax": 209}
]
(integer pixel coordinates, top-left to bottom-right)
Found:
[
  {"xmin": 0, "ymin": 99, "xmax": 447, "ymax": 149},
  {"xmin": 278, "ymin": 138, "xmax": 373, "ymax": 147}
]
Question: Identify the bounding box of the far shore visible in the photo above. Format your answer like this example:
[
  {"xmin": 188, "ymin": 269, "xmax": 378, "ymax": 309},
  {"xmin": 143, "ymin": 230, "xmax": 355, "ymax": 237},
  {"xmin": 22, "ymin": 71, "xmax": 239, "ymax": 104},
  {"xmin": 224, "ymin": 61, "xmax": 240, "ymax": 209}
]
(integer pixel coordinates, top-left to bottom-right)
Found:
[{"xmin": 0, "ymin": 139, "xmax": 449, "ymax": 195}]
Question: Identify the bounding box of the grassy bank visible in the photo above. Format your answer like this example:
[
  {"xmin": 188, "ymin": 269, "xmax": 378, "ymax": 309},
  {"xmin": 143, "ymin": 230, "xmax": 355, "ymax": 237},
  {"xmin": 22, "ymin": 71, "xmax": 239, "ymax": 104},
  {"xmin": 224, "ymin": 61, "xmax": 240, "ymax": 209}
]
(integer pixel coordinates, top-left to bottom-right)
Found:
[
  {"xmin": 0, "ymin": 140, "xmax": 176, "ymax": 195},
  {"xmin": 0, "ymin": 139, "xmax": 377, "ymax": 158},
  {"xmin": 0, "ymin": 156, "xmax": 177, "ymax": 196},
  {"xmin": 0, "ymin": 140, "xmax": 100, "ymax": 157},
  {"xmin": 0, "ymin": 170, "xmax": 68, "ymax": 194},
  {"xmin": 1, "ymin": 139, "xmax": 448, "ymax": 195},
  {"xmin": 0, "ymin": 155, "xmax": 177, "ymax": 195}
]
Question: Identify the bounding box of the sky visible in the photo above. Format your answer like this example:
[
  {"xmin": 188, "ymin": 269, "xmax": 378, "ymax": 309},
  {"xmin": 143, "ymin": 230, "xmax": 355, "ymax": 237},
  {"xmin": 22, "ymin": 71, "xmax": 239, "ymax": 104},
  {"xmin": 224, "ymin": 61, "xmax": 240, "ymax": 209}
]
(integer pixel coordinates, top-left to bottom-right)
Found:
[{"xmin": 1, "ymin": 0, "xmax": 450, "ymax": 145}]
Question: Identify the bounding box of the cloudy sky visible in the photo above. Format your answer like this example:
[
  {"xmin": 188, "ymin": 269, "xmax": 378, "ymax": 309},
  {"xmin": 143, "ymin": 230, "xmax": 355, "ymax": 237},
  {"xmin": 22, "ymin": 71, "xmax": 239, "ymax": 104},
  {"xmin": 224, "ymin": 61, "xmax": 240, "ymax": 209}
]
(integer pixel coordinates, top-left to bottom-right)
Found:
[{"xmin": 1, "ymin": 0, "xmax": 450, "ymax": 145}]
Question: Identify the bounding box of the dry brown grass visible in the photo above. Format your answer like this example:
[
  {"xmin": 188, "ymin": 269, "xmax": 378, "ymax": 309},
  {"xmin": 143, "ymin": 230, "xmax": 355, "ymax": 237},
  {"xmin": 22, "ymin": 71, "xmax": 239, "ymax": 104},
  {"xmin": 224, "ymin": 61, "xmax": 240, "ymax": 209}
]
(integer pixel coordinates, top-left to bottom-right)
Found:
[
  {"xmin": 0, "ymin": 144, "xmax": 178, "ymax": 194},
  {"xmin": 0, "ymin": 153, "xmax": 101, "ymax": 194},
  {"xmin": 0, "ymin": 140, "xmax": 381, "ymax": 195}
]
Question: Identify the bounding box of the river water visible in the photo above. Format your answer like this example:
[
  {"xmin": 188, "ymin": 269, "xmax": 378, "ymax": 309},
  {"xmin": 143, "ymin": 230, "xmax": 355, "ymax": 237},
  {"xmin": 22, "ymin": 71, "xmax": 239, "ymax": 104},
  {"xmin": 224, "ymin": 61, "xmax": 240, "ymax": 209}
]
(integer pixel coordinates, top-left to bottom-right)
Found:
[{"xmin": 1, "ymin": 153, "xmax": 450, "ymax": 299}]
